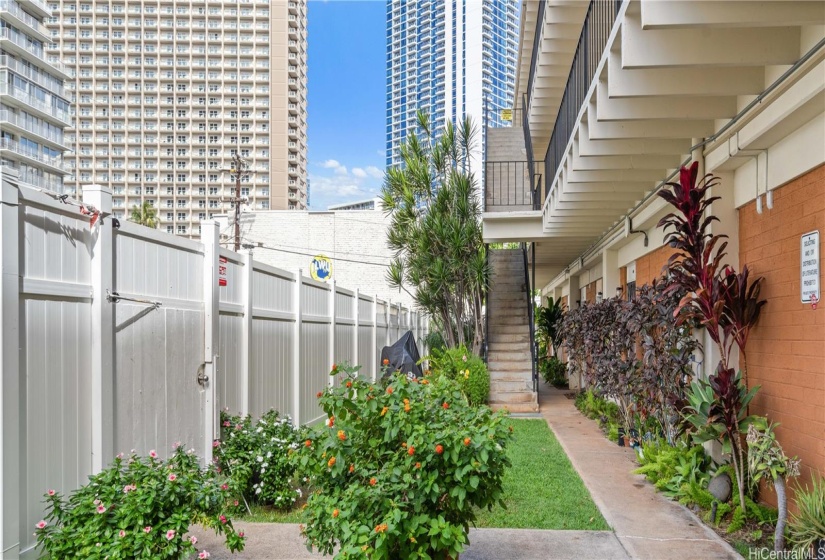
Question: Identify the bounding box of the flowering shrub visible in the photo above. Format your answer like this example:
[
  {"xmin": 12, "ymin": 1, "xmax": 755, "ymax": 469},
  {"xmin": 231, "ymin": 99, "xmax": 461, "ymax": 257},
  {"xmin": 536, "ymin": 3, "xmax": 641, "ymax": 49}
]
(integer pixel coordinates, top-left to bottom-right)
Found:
[
  {"xmin": 428, "ymin": 346, "xmax": 489, "ymax": 406},
  {"xmin": 34, "ymin": 446, "xmax": 244, "ymax": 559},
  {"xmin": 215, "ymin": 409, "xmax": 305, "ymax": 511},
  {"xmin": 296, "ymin": 364, "xmax": 512, "ymax": 559}
]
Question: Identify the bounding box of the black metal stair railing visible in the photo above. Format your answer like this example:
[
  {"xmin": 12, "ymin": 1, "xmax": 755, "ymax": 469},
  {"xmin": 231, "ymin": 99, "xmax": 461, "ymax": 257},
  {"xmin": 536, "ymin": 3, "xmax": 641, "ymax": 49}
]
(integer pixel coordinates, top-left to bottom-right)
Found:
[{"xmin": 542, "ymin": 0, "xmax": 623, "ymax": 206}]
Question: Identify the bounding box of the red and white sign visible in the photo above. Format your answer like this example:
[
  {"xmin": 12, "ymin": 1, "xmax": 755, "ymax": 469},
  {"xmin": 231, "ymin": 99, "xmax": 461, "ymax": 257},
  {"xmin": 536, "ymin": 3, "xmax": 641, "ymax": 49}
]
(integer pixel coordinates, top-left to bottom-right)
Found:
[{"xmin": 218, "ymin": 256, "xmax": 228, "ymax": 287}]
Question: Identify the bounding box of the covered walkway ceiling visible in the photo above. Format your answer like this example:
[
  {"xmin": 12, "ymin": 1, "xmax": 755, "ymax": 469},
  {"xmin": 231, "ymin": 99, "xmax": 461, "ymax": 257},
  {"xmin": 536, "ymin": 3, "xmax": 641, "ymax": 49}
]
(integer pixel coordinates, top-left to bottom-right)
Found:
[{"xmin": 519, "ymin": 0, "xmax": 825, "ymax": 282}]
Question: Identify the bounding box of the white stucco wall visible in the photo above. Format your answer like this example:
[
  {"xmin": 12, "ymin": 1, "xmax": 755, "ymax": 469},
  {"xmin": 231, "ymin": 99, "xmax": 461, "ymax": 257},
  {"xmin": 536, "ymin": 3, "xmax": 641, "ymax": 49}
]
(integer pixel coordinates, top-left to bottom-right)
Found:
[{"xmin": 220, "ymin": 210, "xmax": 416, "ymax": 308}]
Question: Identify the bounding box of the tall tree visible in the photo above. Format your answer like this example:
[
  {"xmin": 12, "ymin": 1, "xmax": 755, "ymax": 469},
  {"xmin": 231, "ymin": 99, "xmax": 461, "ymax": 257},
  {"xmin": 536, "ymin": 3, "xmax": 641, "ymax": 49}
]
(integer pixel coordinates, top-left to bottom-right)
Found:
[
  {"xmin": 130, "ymin": 201, "xmax": 158, "ymax": 229},
  {"xmin": 380, "ymin": 111, "xmax": 488, "ymax": 354}
]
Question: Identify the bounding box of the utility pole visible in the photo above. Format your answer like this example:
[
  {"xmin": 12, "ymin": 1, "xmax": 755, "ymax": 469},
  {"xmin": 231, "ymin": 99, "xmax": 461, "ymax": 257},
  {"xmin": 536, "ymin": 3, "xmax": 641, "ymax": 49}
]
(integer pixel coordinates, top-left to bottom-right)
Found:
[{"xmin": 222, "ymin": 153, "xmax": 251, "ymax": 252}]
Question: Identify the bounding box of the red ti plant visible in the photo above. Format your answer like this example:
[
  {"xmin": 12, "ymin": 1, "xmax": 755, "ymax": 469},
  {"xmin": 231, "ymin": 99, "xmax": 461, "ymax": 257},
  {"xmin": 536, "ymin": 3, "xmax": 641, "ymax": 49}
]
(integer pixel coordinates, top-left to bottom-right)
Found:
[
  {"xmin": 657, "ymin": 162, "xmax": 733, "ymax": 367},
  {"xmin": 721, "ymin": 265, "xmax": 766, "ymax": 389}
]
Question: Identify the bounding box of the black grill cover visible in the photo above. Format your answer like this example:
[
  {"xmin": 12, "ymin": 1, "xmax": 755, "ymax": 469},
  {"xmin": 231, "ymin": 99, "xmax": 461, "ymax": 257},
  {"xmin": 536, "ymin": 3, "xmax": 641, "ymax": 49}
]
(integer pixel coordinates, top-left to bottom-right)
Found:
[{"xmin": 380, "ymin": 331, "xmax": 422, "ymax": 378}]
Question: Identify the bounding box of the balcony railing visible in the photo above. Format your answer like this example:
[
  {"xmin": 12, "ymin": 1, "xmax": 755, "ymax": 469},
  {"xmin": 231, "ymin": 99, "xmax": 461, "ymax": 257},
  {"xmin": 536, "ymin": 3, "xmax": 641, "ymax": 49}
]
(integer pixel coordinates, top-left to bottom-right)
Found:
[
  {"xmin": 544, "ymin": 0, "xmax": 622, "ymax": 198},
  {"xmin": 0, "ymin": 109, "xmax": 64, "ymax": 145},
  {"xmin": 484, "ymin": 161, "xmax": 543, "ymax": 212},
  {"xmin": 0, "ymin": 84, "xmax": 71, "ymax": 124},
  {"xmin": 525, "ymin": 0, "xmax": 547, "ymax": 113},
  {"xmin": 0, "ymin": 55, "xmax": 66, "ymax": 98},
  {"xmin": 0, "ymin": 137, "xmax": 66, "ymax": 171},
  {"xmin": 0, "ymin": 1, "xmax": 50, "ymax": 38},
  {"xmin": 0, "ymin": 28, "xmax": 68, "ymax": 76}
]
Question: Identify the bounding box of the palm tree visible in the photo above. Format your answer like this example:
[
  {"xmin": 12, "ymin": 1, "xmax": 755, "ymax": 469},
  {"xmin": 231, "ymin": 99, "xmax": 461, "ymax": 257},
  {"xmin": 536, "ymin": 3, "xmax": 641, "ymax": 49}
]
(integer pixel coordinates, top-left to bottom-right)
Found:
[
  {"xmin": 130, "ymin": 201, "xmax": 158, "ymax": 229},
  {"xmin": 536, "ymin": 296, "xmax": 564, "ymax": 357}
]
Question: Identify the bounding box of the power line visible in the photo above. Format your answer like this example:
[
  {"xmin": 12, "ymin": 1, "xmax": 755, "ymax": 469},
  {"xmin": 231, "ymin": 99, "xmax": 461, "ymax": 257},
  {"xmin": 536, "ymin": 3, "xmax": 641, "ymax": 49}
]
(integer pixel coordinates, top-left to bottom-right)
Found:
[{"xmin": 247, "ymin": 242, "xmax": 393, "ymax": 268}]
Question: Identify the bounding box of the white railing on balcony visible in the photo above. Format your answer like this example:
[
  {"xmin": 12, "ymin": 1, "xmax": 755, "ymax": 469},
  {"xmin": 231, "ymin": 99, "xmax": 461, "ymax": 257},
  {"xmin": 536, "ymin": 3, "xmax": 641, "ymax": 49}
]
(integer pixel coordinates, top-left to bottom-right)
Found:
[
  {"xmin": 0, "ymin": 55, "xmax": 65, "ymax": 97},
  {"xmin": 0, "ymin": 83, "xmax": 71, "ymax": 124},
  {"xmin": 0, "ymin": 109, "xmax": 64, "ymax": 144},
  {"xmin": 0, "ymin": 28, "xmax": 68, "ymax": 76},
  {"xmin": 0, "ymin": 137, "xmax": 65, "ymax": 170},
  {"xmin": 0, "ymin": 0, "xmax": 49, "ymax": 37}
]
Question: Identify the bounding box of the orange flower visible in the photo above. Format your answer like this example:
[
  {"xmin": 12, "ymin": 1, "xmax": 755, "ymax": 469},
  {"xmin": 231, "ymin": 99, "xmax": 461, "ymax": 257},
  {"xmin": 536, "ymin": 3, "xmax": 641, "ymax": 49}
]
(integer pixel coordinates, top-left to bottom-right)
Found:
[
  {"xmin": 463, "ymin": 437, "xmax": 471, "ymax": 447},
  {"xmin": 401, "ymin": 442, "xmax": 407, "ymax": 448},
  {"xmin": 386, "ymin": 387, "xmax": 393, "ymax": 395},
  {"xmin": 331, "ymin": 363, "xmax": 338, "ymax": 373},
  {"xmin": 421, "ymin": 379, "xmax": 429, "ymax": 385},
  {"xmin": 332, "ymin": 509, "xmax": 339, "ymax": 518},
  {"xmin": 349, "ymin": 464, "xmax": 355, "ymax": 473},
  {"xmin": 404, "ymin": 404, "xmax": 411, "ymax": 412},
  {"xmin": 327, "ymin": 456, "xmax": 336, "ymax": 468},
  {"xmin": 346, "ymin": 381, "xmax": 352, "ymax": 388},
  {"xmin": 414, "ymin": 462, "xmax": 421, "ymax": 469},
  {"xmin": 316, "ymin": 391, "xmax": 323, "ymax": 398},
  {"xmin": 369, "ymin": 477, "xmax": 377, "ymax": 486},
  {"xmin": 337, "ymin": 430, "xmax": 346, "ymax": 441},
  {"xmin": 435, "ymin": 444, "xmax": 444, "ymax": 455},
  {"xmin": 408, "ymin": 446, "xmax": 415, "ymax": 456},
  {"xmin": 381, "ymin": 406, "xmax": 389, "ymax": 416},
  {"xmin": 382, "ymin": 358, "xmax": 389, "ymax": 366},
  {"xmin": 442, "ymin": 402, "xmax": 449, "ymax": 410},
  {"xmin": 304, "ymin": 440, "xmax": 312, "ymax": 448},
  {"xmin": 375, "ymin": 523, "xmax": 388, "ymax": 534}
]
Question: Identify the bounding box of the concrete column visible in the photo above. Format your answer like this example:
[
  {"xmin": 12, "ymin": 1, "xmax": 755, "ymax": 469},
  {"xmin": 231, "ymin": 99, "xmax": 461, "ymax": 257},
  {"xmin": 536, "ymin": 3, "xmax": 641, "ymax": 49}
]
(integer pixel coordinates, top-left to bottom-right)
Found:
[
  {"xmin": 83, "ymin": 185, "xmax": 114, "ymax": 473},
  {"xmin": 601, "ymin": 249, "xmax": 620, "ymax": 300}
]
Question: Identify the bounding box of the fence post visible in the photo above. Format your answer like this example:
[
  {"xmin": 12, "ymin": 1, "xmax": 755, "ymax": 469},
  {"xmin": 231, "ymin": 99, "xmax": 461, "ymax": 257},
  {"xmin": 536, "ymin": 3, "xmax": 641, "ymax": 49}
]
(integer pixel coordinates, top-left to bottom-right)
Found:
[
  {"xmin": 240, "ymin": 250, "xmax": 253, "ymax": 417},
  {"xmin": 83, "ymin": 184, "xmax": 114, "ymax": 473},
  {"xmin": 328, "ymin": 279, "xmax": 336, "ymax": 388},
  {"xmin": 201, "ymin": 221, "xmax": 219, "ymax": 466},
  {"xmin": 353, "ymin": 289, "xmax": 359, "ymax": 370},
  {"xmin": 0, "ymin": 176, "xmax": 20, "ymax": 556},
  {"xmin": 371, "ymin": 295, "xmax": 378, "ymax": 381},
  {"xmin": 292, "ymin": 269, "xmax": 303, "ymax": 426},
  {"xmin": 385, "ymin": 299, "xmax": 391, "ymax": 347}
]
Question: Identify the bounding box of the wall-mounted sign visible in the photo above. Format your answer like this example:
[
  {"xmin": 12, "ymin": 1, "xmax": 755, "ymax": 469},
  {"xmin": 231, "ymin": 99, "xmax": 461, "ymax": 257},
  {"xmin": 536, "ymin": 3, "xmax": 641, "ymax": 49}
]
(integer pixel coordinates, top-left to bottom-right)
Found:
[
  {"xmin": 310, "ymin": 255, "xmax": 333, "ymax": 282},
  {"xmin": 501, "ymin": 109, "xmax": 512, "ymax": 122},
  {"xmin": 219, "ymin": 256, "xmax": 228, "ymax": 287},
  {"xmin": 801, "ymin": 230, "xmax": 819, "ymax": 303}
]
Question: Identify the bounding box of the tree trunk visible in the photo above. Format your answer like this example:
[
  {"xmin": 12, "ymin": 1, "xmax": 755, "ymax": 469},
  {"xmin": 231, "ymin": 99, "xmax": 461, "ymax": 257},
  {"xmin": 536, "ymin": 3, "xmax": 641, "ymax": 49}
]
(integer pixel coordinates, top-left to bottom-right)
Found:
[
  {"xmin": 731, "ymin": 435, "xmax": 746, "ymax": 513},
  {"xmin": 774, "ymin": 475, "xmax": 787, "ymax": 552}
]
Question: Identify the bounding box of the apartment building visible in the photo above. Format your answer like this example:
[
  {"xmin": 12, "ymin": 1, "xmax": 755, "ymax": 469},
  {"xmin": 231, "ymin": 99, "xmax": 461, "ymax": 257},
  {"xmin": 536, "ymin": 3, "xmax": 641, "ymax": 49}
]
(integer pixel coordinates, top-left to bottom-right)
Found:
[
  {"xmin": 45, "ymin": 0, "xmax": 308, "ymax": 237},
  {"xmin": 484, "ymin": 0, "xmax": 824, "ymax": 502},
  {"xmin": 0, "ymin": 0, "xmax": 71, "ymax": 192},
  {"xmin": 385, "ymin": 0, "xmax": 519, "ymax": 171}
]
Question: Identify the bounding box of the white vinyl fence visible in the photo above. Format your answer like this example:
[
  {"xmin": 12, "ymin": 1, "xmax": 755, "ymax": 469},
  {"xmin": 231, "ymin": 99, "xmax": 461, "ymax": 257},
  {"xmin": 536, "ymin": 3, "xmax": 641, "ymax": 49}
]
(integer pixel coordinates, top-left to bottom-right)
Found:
[{"xmin": 0, "ymin": 177, "xmax": 426, "ymax": 559}]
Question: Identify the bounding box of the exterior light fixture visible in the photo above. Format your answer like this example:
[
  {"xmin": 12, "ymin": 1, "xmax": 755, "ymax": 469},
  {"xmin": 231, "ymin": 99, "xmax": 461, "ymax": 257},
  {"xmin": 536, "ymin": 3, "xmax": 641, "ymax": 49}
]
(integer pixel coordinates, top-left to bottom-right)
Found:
[{"xmin": 596, "ymin": 292, "xmax": 603, "ymax": 303}]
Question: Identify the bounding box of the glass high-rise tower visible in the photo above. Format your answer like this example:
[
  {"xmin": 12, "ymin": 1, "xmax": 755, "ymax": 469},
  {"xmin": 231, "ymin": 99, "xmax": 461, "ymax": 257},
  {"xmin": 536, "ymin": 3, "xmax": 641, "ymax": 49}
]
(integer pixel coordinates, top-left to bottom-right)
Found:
[{"xmin": 385, "ymin": 0, "xmax": 518, "ymax": 170}]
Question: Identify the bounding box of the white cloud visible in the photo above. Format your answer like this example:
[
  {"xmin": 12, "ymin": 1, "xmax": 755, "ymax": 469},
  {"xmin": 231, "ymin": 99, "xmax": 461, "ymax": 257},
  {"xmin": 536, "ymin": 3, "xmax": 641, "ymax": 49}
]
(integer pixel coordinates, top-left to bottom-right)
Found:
[
  {"xmin": 365, "ymin": 166, "xmax": 384, "ymax": 180},
  {"xmin": 351, "ymin": 167, "xmax": 367, "ymax": 179},
  {"xmin": 321, "ymin": 159, "xmax": 341, "ymax": 169}
]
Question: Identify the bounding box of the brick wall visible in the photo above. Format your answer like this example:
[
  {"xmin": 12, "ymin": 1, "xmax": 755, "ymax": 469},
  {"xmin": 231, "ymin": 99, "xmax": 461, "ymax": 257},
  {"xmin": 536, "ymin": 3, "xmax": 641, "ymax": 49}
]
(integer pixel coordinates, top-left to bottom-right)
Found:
[
  {"xmin": 739, "ymin": 163, "xmax": 825, "ymax": 505},
  {"xmin": 634, "ymin": 245, "xmax": 674, "ymax": 287}
]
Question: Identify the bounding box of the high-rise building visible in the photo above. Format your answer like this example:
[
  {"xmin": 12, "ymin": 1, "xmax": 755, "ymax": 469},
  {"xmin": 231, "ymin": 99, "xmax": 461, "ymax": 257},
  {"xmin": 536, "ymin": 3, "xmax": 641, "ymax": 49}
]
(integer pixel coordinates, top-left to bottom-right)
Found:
[
  {"xmin": 45, "ymin": 0, "xmax": 308, "ymax": 237},
  {"xmin": 385, "ymin": 0, "xmax": 518, "ymax": 170},
  {"xmin": 0, "ymin": 0, "xmax": 71, "ymax": 192}
]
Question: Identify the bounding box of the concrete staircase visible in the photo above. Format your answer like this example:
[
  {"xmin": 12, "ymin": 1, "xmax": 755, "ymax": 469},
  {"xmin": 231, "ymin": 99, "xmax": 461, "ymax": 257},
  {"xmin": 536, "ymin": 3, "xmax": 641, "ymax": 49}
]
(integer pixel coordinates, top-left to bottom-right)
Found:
[
  {"xmin": 485, "ymin": 127, "xmax": 533, "ymax": 213},
  {"xmin": 486, "ymin": 249, "xmax": 538, "ymax": 413}
]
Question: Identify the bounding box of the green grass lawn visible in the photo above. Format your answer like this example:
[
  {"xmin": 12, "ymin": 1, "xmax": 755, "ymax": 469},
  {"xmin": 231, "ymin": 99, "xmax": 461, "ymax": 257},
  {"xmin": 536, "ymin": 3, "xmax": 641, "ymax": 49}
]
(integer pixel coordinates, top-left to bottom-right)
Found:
[
  {"xmin": 473, "ymin": 418, "xmax": 608, "ymax": 530},
  {"xmin": 241, "ymin": 419, "xmax": 607, "ymax": 531}
]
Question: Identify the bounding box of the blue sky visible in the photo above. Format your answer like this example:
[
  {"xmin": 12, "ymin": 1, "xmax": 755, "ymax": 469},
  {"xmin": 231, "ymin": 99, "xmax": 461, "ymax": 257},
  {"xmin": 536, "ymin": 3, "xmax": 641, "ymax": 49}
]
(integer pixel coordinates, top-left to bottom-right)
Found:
[{"xmin": 306, "ymin": 1, "xmax": 387, "ymax": 209}]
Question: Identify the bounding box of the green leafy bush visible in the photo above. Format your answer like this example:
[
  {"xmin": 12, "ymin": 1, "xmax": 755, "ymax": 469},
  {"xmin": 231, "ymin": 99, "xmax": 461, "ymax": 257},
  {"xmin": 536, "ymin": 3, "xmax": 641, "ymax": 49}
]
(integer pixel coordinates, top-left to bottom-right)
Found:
[
  {"xmin": 295, "ymin": 364, "xmax": 512, "ymax": 559},
  {"xmin": 428, "ymin": 346, "xmax": 489, "ymax": 406},
  {"xmin": 539, "ymin": 357, "xmax": 568, "ymax": 388},
  {"xmin": 634, "ymin": 439, "xmax": 713, "ymax": 498},
  {"xmin": 34, "ymin": 447, "xmax": 245, "ymax": 559},
  {"xmin": 215, "ymin": 409, "xmax": 306, "ymax": 512}
]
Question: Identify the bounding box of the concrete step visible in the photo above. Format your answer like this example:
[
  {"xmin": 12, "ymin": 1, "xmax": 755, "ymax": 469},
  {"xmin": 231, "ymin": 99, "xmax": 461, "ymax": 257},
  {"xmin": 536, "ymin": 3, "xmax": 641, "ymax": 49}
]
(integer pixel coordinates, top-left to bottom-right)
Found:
[
  {"xmin": 487, "ymin": 307, "xmax": 529, "ymax": 318},
  {"xmin": 489, "ymin": 292, "xmax": 528, "ymax": 300},
  {"xmin": 489, "ymin": 391, "xmax": 538, "ymax": 406},
  {"xmin": 487, "ymin": 333, "xmax": 530, "ymax": 344},
  {"xmin": 491, "ymin": 315, "xmax": 529, "ymax": 326},
  {"xmin": 491, "ymin": 379, "xmax": 533, "ymax": 393},
  {"xmin": 489, "ymin": 400, "xmax": 540, "ymax": 414},
  {"xmin": 488, "ymin": 360, "xmax": 533, "ymax": 372},
  {"xmin": 488, "ymin": 349, "xmax": 531, "ymax": 361},
  {"xmin": 490, "ymin": 371, "xmax": 532, "ymax": 382},
  {"xmin": 489, "ymin": 325, "xmax": 530, "ymax": 336},
  {"xmin": 488, "ymin": 342, "xmax": 530, "ymax": 352}
]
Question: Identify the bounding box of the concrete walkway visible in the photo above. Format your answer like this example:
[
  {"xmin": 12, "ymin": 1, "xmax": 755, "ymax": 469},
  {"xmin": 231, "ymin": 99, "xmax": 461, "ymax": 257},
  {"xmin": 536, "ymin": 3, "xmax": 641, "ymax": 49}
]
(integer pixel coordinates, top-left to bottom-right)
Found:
[
  {"xmin": 191, "ymin": 383, "xmax": 741, "ymax": 559},
  {"xmin": 538, "ymin": 383, "xmax": 741, "ymax": 560}
]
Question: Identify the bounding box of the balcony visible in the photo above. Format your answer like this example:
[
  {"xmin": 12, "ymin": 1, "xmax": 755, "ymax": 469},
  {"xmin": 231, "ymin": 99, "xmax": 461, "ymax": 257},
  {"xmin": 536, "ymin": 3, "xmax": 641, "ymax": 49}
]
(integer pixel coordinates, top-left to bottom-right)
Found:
[
  {"xmin": 0, "ymin": 137, "xmax": 66, "ymax": 173},
  {"xmin": 0, "ymin": 55, "xmax": 66, "ymax": 98},
  {"xmin": 0, "ymin": 84, "xmax": 71, "ymax": 126},
  {"xmin": 0, "ymin": 1, "xmax": 51, "ymax": 42},
  {"xmin": 0, "ymin": 110, "xmax": 66, "ymax": 148},
  {"xmin": 0, "ymin": 29, "xmax": 69, "ymax": 78}
]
